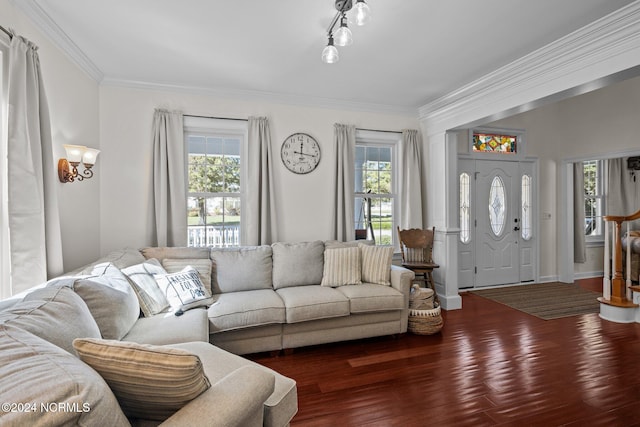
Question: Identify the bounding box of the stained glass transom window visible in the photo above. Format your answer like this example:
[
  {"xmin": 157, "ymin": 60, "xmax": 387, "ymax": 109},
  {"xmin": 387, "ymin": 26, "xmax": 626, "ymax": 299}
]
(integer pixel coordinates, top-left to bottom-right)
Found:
[
  {"xmin": 489, "ymin": 176, "xmax": 506, "ymax": 236},
  {"xmin": 473, "ymin": 132, "xmax": 516, "ymax": 154},
  {"xmin": 521, "ymin": 175, "xmax": 532, "ymax": 241},
  {"xmin": 459, "ymin": 173, "xmax": 470, "ymax": 243}
]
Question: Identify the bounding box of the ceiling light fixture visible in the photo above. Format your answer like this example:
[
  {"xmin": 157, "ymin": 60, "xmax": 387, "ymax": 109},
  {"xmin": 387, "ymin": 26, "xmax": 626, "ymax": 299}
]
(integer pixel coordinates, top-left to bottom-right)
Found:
[
  {"xmin": 321, "ymin": 35, "xmax": 339, "ymax": 64},
  {"xmin": 334, "ymin": 14, "xmax": 353, "ymax": 47},
  {"xmin": 322, "ymin": 0, "xmax": 371, "ymax": 64}
]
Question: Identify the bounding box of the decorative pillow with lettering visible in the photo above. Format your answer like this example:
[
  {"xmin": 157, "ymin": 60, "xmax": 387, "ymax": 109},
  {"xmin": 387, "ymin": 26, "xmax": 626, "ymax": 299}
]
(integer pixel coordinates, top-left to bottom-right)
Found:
[{"xmin": 154, "ymin": 266, "xmax": 214, "ymax": 313}]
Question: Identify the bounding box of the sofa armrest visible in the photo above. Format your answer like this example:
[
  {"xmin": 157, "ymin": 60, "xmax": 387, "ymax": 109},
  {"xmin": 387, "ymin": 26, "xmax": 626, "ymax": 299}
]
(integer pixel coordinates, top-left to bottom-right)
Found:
[
  {"xmin": 390, "ymin": 264, "xmax": 414, "ymax": 299},
  {"xmin": 160, "ymin": 365, "xmax": 275, "ymax": 427}
]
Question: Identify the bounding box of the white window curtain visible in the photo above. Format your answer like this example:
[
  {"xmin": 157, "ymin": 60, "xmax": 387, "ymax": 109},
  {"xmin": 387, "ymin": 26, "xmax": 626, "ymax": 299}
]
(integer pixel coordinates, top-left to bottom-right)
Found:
[
  {"xmin": 573, "ymin": 163, "xmax": 586, "ymax": 263},
  {"xmin": 333, "ymin": 123, "xmax": 355, "ymax": 241},
  {"xmin": 151, "ymin": 109, "xmax": 187, "ymax": 247},
  {"xmin": 245, "ymin": 116, "xmax": 277, "ymax": 245},
  {"xmin": 399, "ymin": 129, "xmax": 424, "ymax": 229},
  {"xmin": 7, "ymin": 33, "xmax": 63, "ymax": 294},
  {"xmin": 607, "ymin": 157, "xmax": 639, "ymax": 227}
]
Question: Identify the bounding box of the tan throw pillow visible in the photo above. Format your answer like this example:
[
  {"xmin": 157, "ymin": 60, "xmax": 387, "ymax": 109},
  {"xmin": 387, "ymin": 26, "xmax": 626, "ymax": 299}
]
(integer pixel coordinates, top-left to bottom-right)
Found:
[
  {"xmin": 321, "ymin": 247, "xmax": 362, "ymax": 287},
  {"xmin": 122, "ymin": 259, "xmax": 170, "ymax": 317},
  {"xmin": 154, "ymin": 266, "xmax": 214, "ymax": 313},
  {"xmin": 360, "ymin": 244, "xmax": 394, "ymax": 286},
  {"xmin": 162, "ymin": 258, "xmax": 213, "ymax": 294},
  {"xmin": 73, "ymin": 338, "xmax": 211, "ymax": 421}
]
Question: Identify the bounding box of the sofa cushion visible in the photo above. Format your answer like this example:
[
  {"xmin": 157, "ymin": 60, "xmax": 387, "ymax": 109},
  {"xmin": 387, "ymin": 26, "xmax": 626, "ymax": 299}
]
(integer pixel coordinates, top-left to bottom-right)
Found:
[
  {"xmin": 141, "ymin": 246, "xmax": 211, "ymax": 262},
  {"xmin": 272, "ymin": 241, "xmax": 324, "ymax": 289},
  {"xmin": 170, "ymin": 341, "xmax": 298, "ymax": 427},
  {"xmin": 154, "ymin": 266, "xmax": 214, "ymax": 313},
  {"xmin": 336, "ymin": 283, "xmax": 405, "ymax": 313},
  {"xmin": 0, "ymin": 324, "xmax": 129, "ymax": 426},
  {"xmin": 123, "ymin": 307, "xmax": 209, "ymax": 345},
  {"xmin": 162, "ymin": 258, "xmax": 213, "ymax": 294},
  {"xmin": 360, "ymin": 244, "xmax": 394, "ymax": 286},
  {"xmin": 276, "ymin": 286, "xmax": 350, "ymax": 323},
  {"xmin": 207, "ymin": 289, "xmax": 285, "ymax": 332},
  {"xmin": 70, "ymin": 247, "xmax": 147, "ymax": 275},
  {"xmin": 0, "ymin": 286, "xmax": 100, "ymax": 354},
  {"xmin": 73, "ymin": 338, "xmax": 211, "ymax": 421},
  {"xmin": 122, "ymin": 258, "xmax": 170, "ymax": 317},
  {"xmin": 74, "ymin": 262, "xmax": 141, "ymax": 340},
  {"xmin": 210, "ymin": 246, "xmax": 273, "ymax": 293},
  {"xmin": 320, "ymin": 247, "xmax": 362, "ymax": 287}
]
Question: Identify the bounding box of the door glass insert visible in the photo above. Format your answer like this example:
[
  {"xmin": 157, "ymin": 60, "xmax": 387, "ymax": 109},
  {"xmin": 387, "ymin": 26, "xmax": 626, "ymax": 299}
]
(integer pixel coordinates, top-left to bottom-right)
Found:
[
  {"xmin": 473, "ymin": 132, "xmax": 517, "ymax": 154},
  {"xmin": 459, "ymin": 173, "xmax": 470, "ymax": 243},
  {"xmin": 521, "ymin": 174, "xmax": 532, "ymax": 240},
  {"xmin": 489, "ymin": 176, "xmax": 506, "ymax": 236}
]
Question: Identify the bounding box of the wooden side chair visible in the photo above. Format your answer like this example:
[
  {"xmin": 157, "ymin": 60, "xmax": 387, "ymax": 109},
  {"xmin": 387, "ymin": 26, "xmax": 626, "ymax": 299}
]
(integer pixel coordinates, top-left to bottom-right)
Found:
[{"xmin": 397, "ymin": 226, "xmax": 439, "ymax": 303}]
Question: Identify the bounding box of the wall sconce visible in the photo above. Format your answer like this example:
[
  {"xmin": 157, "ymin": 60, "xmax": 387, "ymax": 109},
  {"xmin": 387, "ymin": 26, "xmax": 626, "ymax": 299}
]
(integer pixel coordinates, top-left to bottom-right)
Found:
[{"xmin": 58, "ymin": 144, "xmax": 100, "ymax": 183}]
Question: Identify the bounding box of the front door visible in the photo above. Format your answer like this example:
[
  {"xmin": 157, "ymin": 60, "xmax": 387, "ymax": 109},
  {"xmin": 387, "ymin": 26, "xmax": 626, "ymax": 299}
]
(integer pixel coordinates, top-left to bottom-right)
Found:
[{"xmin": 475, "ymin": 160, "xmax": 520, "ymax": 287}]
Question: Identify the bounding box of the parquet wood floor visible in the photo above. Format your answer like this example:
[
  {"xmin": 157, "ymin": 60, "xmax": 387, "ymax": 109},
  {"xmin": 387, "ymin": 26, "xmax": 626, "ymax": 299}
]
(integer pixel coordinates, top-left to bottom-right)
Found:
[{"xmin": 248, "ymin": 279, "xmax": 640, "ymax": 426}]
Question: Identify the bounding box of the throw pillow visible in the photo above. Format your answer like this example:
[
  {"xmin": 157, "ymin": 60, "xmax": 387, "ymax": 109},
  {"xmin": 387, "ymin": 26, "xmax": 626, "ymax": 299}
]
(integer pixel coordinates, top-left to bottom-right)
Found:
[
  {"xmin": 162, "ymin": 258, "xmax": 213, "ymax": 294},
  {"xmin": 154, "ymin": 266, "xmax": 214, "ymax": 312},
  {"xmin": 320, "ymin": 247, "xmax": 362, "ymax": 287},
  {"xmin": 74, "ymin": 263, "xmax": 141, "ymax": 340},
  {"xmin": 271, "ymin": 241, "xmax": 324, "ymax": 289},
  {"xmin": 73, "ymin": 338, "xmax": 211, "ymax": 421},
  {"xmin": 0, "ymin": 286, "xmax": 101, "ymax": 354},
  {"xmin": 210, "ymin": 246, "xmax": 273, "ymax": 293},
  {"xmin": 360, "ymin": 244, "xmax": 394, "ymax": 286},
  {"xmin": 122, "ymin": 259, "xmax": 170, "ymax": 317},
  {"xmin": 0, "ymin": 324, "xmax": 129, "ymax": 426}
]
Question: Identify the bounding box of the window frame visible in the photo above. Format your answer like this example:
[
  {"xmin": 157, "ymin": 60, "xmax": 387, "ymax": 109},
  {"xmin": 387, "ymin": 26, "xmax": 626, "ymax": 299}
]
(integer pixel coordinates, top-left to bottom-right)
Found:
[
  {"xmin": 184, "ymin": 116, "xmax": 247, "ymax": 248},
  {"xmin": 354, "ymin": 129, "xmax": 400, "ymax": 248},
  {"xmin": 583, "ymin": 159, "xmax": 606, "ymax": 244}
]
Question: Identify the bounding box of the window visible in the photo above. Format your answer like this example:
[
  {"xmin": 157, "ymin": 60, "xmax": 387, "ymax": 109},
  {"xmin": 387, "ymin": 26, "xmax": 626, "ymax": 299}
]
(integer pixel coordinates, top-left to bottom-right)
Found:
[
  {"xmin": 488, "ymin": 176, "xmax": 506, "ymax": 236},
  {"xmin": 459, "ymin": 172, "xmax": 470, "ymax": 243},
  {"xmin": 521, "ymin": 174, "xmax": 532, "ymax": 240},
  {"xmin": 185, "ymin": 118, "xmax": 246, "ymax": 247},
  {"xmin": 354, "ymin": 132, "xmax": 398, "ymax": 246},
  {"xmin": 583, "ymin": 159, "xmax": 604, "ymax": 240},
  {"xmin": 472, "ymin": 132, "xmax": 517, "ymax": 154}
]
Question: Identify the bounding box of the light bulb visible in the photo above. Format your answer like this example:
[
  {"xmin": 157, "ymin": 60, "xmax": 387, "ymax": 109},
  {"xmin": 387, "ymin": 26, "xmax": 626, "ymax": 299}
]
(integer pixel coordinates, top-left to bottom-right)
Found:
[
  {"xmin": 334, "ymin": 15, "xmax": 352, "ymax": 47},
  {"xmin": 322, "ymin": 36, "xmax": 339, "ymax": 64},
  {"xmin": 354, "ymin": 0, "xmax": 371, "ymax": 26}
]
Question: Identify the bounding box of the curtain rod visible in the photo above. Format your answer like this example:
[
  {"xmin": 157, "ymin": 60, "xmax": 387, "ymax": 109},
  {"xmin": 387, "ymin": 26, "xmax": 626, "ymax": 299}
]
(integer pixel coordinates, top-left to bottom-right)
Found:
[
  {"xmin": 184, "ymin": 114, "xmax": 248, "ymax": 122},
  {"xmin": 357, "ymin": 127, "xmax": 403, "ymax": 135},
  {"xmin": 0, "ymin": 24, "xmax": 12, "ymax": 39}
]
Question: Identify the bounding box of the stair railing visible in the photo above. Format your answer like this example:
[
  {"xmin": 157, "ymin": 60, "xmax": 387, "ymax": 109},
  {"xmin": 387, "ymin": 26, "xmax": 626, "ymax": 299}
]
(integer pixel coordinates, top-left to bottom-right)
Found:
[{"xmin": 601, "ymin": 208, "xmax": 640, "ymax": 307}]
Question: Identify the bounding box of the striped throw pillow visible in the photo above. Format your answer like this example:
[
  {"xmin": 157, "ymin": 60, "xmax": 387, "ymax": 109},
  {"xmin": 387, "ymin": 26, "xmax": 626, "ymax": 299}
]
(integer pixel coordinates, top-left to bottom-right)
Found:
[
  {"xmin": 73, "ymin": 338, "xmax": 210, "ymax": 421},
  {"xmin": 360, "ymin": 244, "xmax": 394, "ymax": 286},
  {"xmin": 321, "ymin": 247, "xmax": 362, "ymax": 287}
]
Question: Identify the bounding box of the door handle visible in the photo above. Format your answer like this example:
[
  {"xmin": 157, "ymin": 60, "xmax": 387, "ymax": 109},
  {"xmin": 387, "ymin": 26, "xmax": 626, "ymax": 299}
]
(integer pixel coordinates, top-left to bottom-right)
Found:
[{"xmin": 513, "ymin": 226, "xmax": 520, "ymax": 231}]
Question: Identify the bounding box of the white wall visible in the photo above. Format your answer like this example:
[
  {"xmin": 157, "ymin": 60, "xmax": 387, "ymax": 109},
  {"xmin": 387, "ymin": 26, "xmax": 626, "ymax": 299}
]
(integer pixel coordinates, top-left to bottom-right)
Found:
[
  {"xmin": 1, "ymin": 0, "xmax": 101, "ymax": 273},
  {"xmin": 98, "ymin": 85, "xmax": 419, "ymax": 254},
  {"xmin": 487, "ymin": 74, "xmax": 640, "ymax": 279}
]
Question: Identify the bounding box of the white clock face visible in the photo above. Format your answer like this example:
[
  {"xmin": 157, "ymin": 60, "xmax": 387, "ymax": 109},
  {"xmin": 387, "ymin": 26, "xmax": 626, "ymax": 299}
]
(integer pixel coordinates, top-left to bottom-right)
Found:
[{"xmin": 281, "ymin": 133, "xmax": 321, "ymax": 174}]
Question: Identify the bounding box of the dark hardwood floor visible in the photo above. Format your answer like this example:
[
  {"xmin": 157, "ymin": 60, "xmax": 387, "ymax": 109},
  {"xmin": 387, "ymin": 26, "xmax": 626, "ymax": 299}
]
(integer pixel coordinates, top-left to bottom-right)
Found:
[{"xmin": 249, "ymin": 278, "xmax": 640, "ymax": 426}]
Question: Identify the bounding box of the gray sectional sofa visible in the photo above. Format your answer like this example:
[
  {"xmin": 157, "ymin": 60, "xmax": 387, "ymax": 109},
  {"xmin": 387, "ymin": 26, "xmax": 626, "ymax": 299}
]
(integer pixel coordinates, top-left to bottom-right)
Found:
[{"xmin": 0, "ymin": 239, "xmax": 413, "ymax": 426}]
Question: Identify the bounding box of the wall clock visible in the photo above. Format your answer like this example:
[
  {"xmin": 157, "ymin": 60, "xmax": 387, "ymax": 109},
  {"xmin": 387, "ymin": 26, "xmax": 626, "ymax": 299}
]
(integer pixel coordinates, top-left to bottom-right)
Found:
[{"xmin": 281, "ymin": 133, "xmax": 321, "ymax": 174}]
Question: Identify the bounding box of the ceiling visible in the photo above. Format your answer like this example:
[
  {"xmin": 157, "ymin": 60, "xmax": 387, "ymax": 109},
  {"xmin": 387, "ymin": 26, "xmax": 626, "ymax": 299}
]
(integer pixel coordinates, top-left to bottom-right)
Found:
[{"xmin": 28, "ymin": 0, "xmax": 637, "ymax": 113}]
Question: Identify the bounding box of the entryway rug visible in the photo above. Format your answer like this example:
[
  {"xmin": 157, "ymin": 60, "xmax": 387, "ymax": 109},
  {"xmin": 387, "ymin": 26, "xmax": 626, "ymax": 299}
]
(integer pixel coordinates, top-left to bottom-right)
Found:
[{"xmin": 469, "ymin": 282, "xmax": 601, "ymax": 320}]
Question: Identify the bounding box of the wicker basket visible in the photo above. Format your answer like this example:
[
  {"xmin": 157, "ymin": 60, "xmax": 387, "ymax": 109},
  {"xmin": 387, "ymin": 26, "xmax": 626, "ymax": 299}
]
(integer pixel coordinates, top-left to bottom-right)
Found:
[{"xmin": 408, "ymin": 306, "xmax": 443, "ymax": 335}]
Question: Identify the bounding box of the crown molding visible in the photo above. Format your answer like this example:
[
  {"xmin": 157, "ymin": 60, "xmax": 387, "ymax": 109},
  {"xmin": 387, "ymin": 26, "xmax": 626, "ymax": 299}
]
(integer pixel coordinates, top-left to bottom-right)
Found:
[
  {"xmin": 99, "ymin": 77, "xmax": 419, "ymax": 116},
  {"xmin": 418, "ymin": 1, "xmax": 640, "ymax": 135},
  {"xmin": 11, "ymin": 0, "xmax": 103, "ymax": 82}
]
